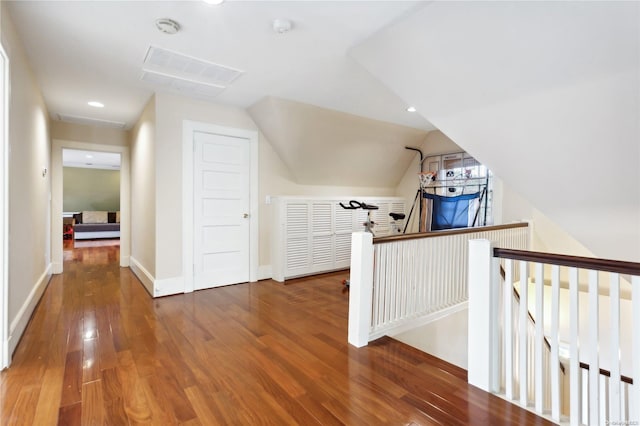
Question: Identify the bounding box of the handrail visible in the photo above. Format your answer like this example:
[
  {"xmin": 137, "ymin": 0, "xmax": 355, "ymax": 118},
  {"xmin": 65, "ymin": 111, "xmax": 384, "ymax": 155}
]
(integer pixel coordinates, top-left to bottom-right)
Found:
[
  {"xmin": 494, "ymin": 248, "xmax": 640, "ymax": 276},
  {"xmin": 500, "ymin": 266, "xmax": 566, "ymax": 375},
  {"xmin": 374, "ymin": 222, "xmax": 528, "ymax": 245},
  {"xmin": 494, "ymin": 250, "xmax": 638, "ymax": 387},
  {"xmin": 579, "ymin": 362, "xmax": 633, "ymax": 385}
]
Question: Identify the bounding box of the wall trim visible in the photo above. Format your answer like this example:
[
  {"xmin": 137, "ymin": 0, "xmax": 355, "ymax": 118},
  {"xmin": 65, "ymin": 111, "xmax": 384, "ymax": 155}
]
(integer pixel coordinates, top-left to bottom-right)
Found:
[
  {"xmin": 378, "ymin": 301, "xmax": 469, "ymax": 341},
  {"xmin": 154, "ymin": 276, "xmax": 185, "ymax": 298},
  {"xmin": 129, "ymin": 257, "xmax": 154, "ymax": 296},
  {"xmin": 182, "ymin": 120, "xmax": 259, "ymax": 293},
  {"xmin": 0, "ymin": 41, "xmax": 9, "ymax": 369},
  {"xmin": 7, "ymin": 264, "xmax": 52, "ymax": 358}
]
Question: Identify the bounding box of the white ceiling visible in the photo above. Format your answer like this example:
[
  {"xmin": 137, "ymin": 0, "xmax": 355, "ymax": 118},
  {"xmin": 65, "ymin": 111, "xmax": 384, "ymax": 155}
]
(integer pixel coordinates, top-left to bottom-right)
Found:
[
  {"xmin": 5, "ymin": 0, "xmax": 435, "ymax": 131},
  {"xmin": 63, "ymin": 149, "xmax": 121, "ymax": 170}
]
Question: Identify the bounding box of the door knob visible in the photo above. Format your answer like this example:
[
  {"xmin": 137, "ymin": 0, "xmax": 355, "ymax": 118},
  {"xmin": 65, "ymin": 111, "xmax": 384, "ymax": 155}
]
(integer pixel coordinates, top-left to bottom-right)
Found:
[{"xmin": 243, "ymin": 213, "xmax": 250, "ymax": 218}]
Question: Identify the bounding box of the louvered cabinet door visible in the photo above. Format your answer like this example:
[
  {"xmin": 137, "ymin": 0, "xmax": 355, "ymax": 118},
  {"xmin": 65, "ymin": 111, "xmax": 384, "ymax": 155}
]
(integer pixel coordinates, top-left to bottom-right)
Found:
[
  {"xmin": 352, "ymin": 206, "xmax": 369, "ymax": 233},
  {"xmin": 370, "ymin": 201, "xmax": 390, "ymax": 236},
  {"xmin": 389, "ymin": 201, "xmax": 406, "ymax": 235},
  {"xmin": 334, "ymin": 203, "xmax": 353, "ymax": 269},
  {"xmin": 310, "ymin": 202, "xmax": 334, "ymax": 273},
  {"xmin": 284, "ymin": 202, "xmax": 311, "ymax": 277}
]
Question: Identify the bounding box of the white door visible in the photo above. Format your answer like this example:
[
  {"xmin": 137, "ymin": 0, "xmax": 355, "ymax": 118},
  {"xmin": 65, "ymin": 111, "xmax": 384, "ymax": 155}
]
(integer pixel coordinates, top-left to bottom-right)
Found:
[{"xmin": 193, "ymin": 131, "xmax": 250, "ymax": 290}]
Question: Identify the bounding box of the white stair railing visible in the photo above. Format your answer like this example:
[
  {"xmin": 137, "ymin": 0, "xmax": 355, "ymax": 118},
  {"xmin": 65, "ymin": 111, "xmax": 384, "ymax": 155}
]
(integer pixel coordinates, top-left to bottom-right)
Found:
[
  {"xmin": 348, "ymin": 223, "xmax": 529, "ymax": 347},
  {"xmin": 469, "ymin": 239, "xmax": 640, "ymax": 424}
]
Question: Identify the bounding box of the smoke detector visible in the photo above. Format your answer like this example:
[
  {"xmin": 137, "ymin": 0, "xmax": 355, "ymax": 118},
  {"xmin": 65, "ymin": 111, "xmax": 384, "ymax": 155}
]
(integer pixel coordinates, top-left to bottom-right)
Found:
[
  {"xmin": 155, "ymin": 18, "xmax": 180, "ymax": 35},
  {"xmin": 272, "ymin": 19, "xmax": 292, "ymax": 34}
]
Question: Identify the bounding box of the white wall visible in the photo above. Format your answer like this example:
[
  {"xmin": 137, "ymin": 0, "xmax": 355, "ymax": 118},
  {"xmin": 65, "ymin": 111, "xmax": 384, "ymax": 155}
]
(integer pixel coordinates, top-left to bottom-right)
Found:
[
  {"xmin": 353, "ymin": 1, "xmax": 640, "ymax": 262},
  {"xmin": 130, "ymin": 95, "xmax": 156, "ymax": 291},
  {"xmin": 2, "ymin": 5, "xmax": 51, "ymax": 357}
]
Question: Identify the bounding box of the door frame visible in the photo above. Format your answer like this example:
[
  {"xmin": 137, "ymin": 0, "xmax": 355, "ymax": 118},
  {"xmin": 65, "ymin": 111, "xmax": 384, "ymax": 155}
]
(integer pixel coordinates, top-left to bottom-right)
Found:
[
  {"xmin": 51, "ymin": 140, "xmax": 131, "ymax": 272},
  {"xmin": 182, "ymin": 120, "xmax": 258, "ymax": 293},
  {"xmin": 0, "ymin": 42, "xmax": 9, "ymax": 368}
]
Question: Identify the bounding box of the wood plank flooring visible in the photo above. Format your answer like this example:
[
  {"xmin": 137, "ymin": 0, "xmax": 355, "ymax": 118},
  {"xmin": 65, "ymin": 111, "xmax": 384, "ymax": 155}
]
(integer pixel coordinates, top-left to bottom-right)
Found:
[{"xmin": 0, "ymin": 242, "xmax": 552, "ymax": 425}]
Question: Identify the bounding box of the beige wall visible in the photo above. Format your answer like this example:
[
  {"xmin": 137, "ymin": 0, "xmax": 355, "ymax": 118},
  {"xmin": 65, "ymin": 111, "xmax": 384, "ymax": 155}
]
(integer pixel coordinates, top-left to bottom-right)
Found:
[
  {"xmin": 63, "ymin": 167, "xmax": 120, "ymax": 212},
  {"xmin": 51, "ymin": 121, "xmax": 129, "ymax": 147},
  {"xmin": 2, "ymin": 5, "xmax": 51, "ymax": 350},
  {"xmin": 130, "ymin": 95, "xmax": 156, "ymax": 278},
  {"xmin": 499, "ymin": 180, "xmax": 594, "ymax": 257}
]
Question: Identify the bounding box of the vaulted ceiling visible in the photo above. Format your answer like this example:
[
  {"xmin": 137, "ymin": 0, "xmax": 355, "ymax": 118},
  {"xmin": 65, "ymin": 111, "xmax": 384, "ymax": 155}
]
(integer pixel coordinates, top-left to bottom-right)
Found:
[
  {"xmin": 249, "ymin": 97, "xmax": 428, "ymax": 187},
  {"xmin": 5, "ymin": 0, "xmax": 434, "ymax": 131}
]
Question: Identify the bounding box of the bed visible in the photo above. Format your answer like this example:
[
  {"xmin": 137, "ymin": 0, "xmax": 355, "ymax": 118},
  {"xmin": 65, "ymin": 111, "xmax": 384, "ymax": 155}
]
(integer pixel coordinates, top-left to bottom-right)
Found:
[{"xmin": 72, "ymin": 211, "xmax": 120, "ymax": 240}]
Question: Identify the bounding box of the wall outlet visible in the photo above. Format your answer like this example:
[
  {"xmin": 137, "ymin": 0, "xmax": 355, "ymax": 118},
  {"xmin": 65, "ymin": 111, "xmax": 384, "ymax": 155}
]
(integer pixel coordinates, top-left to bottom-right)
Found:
[{"xmin": 265, "ymin": 195, "xmax": 271, "ymax": 205}]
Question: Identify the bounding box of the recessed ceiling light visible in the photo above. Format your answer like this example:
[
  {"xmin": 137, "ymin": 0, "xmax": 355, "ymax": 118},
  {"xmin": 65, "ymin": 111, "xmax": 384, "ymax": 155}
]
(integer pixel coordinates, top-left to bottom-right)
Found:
[
  {"xmin": 86, "ymin": 154, "xmax": 93, "ymax": 159},
  {"xmin": 406, "ymin": 106, "xmax": 417, "ymax": 112},
  {"xmin": 203, "ymin": 0, "xmax": 224, "ymax": 5},
  {"xmin": 88, "ymin": 101, "xmax": 104, "ymax": 108}
]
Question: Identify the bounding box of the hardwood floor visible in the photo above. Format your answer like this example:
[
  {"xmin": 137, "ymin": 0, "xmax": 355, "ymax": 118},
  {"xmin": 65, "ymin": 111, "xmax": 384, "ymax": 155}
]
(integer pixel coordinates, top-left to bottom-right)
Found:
[{"xmin": 0, "ymin": 244, "xmax": 551, "ymax": 425}]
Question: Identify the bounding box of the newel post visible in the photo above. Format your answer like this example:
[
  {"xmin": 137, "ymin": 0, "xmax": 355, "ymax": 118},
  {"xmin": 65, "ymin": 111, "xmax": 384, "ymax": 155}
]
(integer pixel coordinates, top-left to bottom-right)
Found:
[
  {"xmin": 468, "ymin": 239, "xmax": 500, "ymax": 392},
  {"xmin": 348, "ymin": 232, "xmax": 374, "ymax": 348}
]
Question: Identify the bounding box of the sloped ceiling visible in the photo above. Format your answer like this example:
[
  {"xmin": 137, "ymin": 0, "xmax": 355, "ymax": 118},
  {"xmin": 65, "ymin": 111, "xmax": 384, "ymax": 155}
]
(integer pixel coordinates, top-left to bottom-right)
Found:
[
  {"xmin": 351, "ymin": 1, "xmax": 640, "ymax": 261},
  {"xmin": 249, "ymin": 97, "xmax": 428, "ymax": 187}
]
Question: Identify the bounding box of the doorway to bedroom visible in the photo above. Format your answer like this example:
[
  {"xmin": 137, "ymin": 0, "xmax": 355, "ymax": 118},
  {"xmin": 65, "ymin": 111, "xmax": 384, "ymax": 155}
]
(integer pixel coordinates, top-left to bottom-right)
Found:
[{"xmin": 62, "ymin": 149, "xmax": 121, "ymax": 256}]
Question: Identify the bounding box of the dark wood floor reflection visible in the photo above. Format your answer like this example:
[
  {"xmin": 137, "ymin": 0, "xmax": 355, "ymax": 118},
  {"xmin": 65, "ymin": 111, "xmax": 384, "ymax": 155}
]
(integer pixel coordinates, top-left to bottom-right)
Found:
[{"xmin": 0, "ymin": 243, "xmax": 551, "ymax": 425}]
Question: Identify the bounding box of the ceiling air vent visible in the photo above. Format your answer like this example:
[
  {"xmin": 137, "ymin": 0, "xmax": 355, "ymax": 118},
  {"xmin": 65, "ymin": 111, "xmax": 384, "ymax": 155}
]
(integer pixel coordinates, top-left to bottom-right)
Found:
[
  {"xmin": 143, "ymin": 46, "xmax": 243, "ymax": 86},
  {"xmin": 56, "ymin": 113, "xmax": 127, "ymax": 129},
  {"xmin": 140, "ymin": 69, "xmax": 226, "ymax": 99}
]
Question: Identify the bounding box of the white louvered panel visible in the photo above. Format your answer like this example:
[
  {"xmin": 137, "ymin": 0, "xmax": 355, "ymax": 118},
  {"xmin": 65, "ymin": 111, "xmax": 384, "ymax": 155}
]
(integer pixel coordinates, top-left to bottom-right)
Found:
[
  {"xmin": 390, "ymin": 202, "xmax": 405, "ymax": 215},
  {"xmin": 285, "ymin": 237, "xmax": 309, "ymax": 272},
  {"xmin": 353, "ymin": 208, "xmax": 369, "ymax": 232},
  {"xmin": 285, "ymin": 202, "xmax": 310, "ymax": 276},
  {"xmin": 371, "ymin": 202, "xmax": 390, "ymax": 228},
  {"xmin": 286, "ymin": 203, "xmax": 309, "ymax": 237},
  {"xmin": 375, "ymin": 226, "xmax": 390, "ymax": 237},
  {"xmin": 334, "ymin": 233, "xmax": 352, "ymax": 267},
  {"xmin": 312, "ymin": 203, "xmax": 332, "ymax": 234},
  {"xmin": 311, "ymin": 235, "xmax": 333, "ymax": 271},
  {"xmin": 334, "ymin": 204, "xmax": 353, "ymax": 232},
  {"xmin": 334, "ymin": 203, "xmax": 353, "ymax": 268}
]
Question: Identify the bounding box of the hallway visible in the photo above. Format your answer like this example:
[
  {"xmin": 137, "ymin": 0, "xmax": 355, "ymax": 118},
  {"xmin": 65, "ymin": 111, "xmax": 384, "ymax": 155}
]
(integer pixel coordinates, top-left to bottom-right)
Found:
[{"xmin": 0, "ymin": 244, "xmax": 551, "ymax": 425}]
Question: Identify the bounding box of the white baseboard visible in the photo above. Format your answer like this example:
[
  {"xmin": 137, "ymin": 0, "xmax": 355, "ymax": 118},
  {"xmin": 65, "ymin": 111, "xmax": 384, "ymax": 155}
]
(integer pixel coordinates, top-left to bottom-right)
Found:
[
  {"xmin": 8, "ymin": 263, "xmax": 52, "ymax": 357},
  {"xmin": 258, "ymin": 265, "xmax": 272, "ymax": 281},
  {"xmin": 373, "ymin": 301, "xmax": 469, "ymax": 341},
  {"xmin": 120, "ymin": 255, "xmax": 130, "ymax": 268},
  {"xmin": 52, "ymin": 262, "xmax": 63, "ymax": 274},
  {"xmin": 154, "ymin": 276, "xmax": 184, "ymax": 297},
  {"xmin": 129, "ymin": 256, "xmax": 154, "ymax": 296}
]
